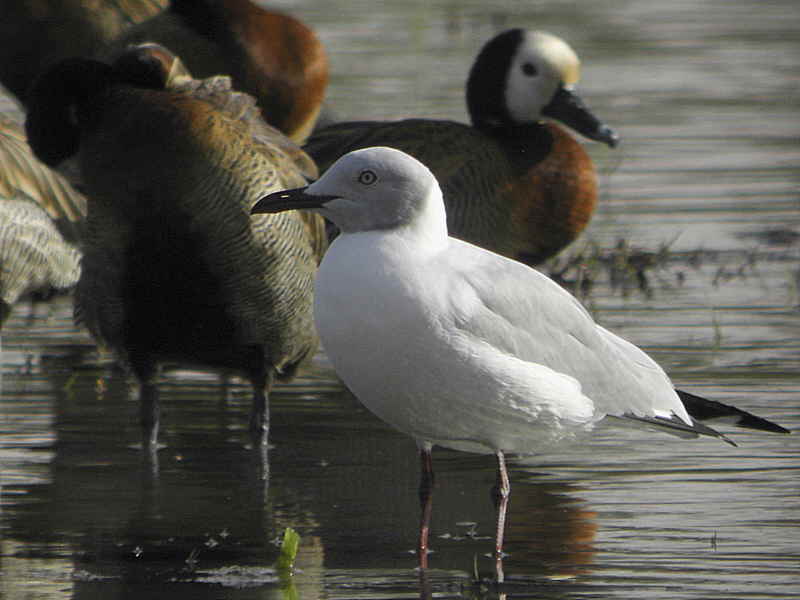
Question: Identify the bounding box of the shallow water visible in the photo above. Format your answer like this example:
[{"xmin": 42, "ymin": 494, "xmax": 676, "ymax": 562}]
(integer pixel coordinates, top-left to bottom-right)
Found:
[{"xmin": 1, "ymin": 0, "xmax": 799, "ymax": 598}]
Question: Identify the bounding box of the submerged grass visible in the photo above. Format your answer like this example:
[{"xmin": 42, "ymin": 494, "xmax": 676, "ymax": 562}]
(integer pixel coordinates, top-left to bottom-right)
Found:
[
  {"xmin": 277, "ymin": 527, "xmax": 300, "ymax": 574},
  {"xmin": 546, "ymin": 233, "xmax": 799, "ymax": 302},
  {"xmin": 277, "ymin": 527, "xmax": 301, "ymax": 600}
]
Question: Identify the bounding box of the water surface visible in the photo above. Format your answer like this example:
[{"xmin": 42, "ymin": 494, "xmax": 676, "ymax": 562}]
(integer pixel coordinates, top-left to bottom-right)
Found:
[{"xmin": 1, "ymin": 0, "xmax": 799, "ymax": 598}]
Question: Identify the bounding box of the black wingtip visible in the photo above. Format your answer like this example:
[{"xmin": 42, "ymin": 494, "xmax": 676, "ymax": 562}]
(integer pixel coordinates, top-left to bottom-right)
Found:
[
  {"xmin": 614, "ymin": 413, "xmax": 736, "ymax": 446},
  {"xmin": 676, "ymin": 389, "xmax": 791, "ymax": 435}
]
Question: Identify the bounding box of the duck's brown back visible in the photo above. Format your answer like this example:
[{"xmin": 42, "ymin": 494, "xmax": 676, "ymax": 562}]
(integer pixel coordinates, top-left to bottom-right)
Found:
[
  {"xmin": 306, "ymin": 118, "xmax": 596, "ymax": 264},
  {"xmin": 0, "ymin": 0, "xmax": 166, "ymax": 104},
  {"xmin": 75, "ymin": 83, "xmax": 324, "ymax": 377},
  {"xmin": 106, "ymin": 0, "xmax": 328, "ymax": 143}
]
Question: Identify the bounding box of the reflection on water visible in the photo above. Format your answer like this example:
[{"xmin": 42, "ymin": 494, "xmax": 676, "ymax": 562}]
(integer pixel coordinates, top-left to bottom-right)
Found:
[
  {"xmin": 2, "ymin": 0, "xmax": 799, "ymax": 598},
  {"xmin": 2, "ymin": 297, "xmax": 796, "ymax": 600}
]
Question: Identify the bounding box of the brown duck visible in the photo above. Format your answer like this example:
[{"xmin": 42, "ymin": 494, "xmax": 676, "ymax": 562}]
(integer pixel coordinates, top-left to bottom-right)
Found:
[
  {"xmin": 0, "ymin": 0, "xmax": 166, "ymax": 106},
  {"xmin": 305, "ymin": 29, "xmax": 618, "ymax": 265},
  {"xmin": 25, "ymin": 44, "xmax": 327, "ymax": 446},
  {"xmin": 106, "ymin": 0, "xmax": 329, "ymax": 144}
]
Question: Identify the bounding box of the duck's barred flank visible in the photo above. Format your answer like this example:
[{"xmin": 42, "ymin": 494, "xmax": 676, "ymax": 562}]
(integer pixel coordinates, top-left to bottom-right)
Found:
[
  {"xmin": 0, "ymin": 116, "xmax": 84, "ymax": 327},
  {"xmin": 0, "ymin": 116, "xmax": 87, "ymax": 243},
  {"xmin": 0, "ymin": 199, "xmax": 81, "ymax": 326},
  {"xmin": 25, "ymin": 45, "xmax": 326, "ymax": 443}
]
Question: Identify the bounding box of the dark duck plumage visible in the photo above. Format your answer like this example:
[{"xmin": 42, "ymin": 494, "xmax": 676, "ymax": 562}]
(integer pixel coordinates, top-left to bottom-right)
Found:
[
  {"xmin": 305, "ymin": 29, "xmax": 618, "ymax": 265},
  {"xmin": 25, "ymin": 44, "xmax": 327, "ymax": 446},
  {"xmin": 0, "ymin": 0, "xmax": 167, "ymax": 107},
  {"xmin": 104, "ymin": 0, "xmax": 329, "ymax": 144}
]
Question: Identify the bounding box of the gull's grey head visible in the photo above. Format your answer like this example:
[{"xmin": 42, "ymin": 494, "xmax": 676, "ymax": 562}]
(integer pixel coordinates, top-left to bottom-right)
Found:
[{"xmin": 252, "ymin": 146, "xmax": 442, "ymax": 234}]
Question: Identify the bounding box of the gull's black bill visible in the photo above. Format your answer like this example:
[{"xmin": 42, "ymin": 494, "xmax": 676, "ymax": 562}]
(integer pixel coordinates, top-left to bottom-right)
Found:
[
  {"xmin": 542, "ymin": 85, "xmax": 619, "ymax": 148},
  {"xmin": 251, "ymin": 187, "xmax": 335, "ymax": 214}
]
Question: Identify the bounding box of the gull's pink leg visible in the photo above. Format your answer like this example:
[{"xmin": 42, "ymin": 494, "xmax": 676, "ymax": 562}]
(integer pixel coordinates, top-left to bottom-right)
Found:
[
  {"xmin": 493, "ymin": 450, "xmax": 510, "ymax": 583},
  {"xmin": 418, "ymin": 447, "xmax": 435, "ymax": 569}
]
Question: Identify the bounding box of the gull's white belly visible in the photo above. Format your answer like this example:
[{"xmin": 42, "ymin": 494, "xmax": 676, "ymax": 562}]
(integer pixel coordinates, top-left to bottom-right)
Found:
[{"xmin": 314, "ymin": 235, "xmax": 598, "ymax": 454}]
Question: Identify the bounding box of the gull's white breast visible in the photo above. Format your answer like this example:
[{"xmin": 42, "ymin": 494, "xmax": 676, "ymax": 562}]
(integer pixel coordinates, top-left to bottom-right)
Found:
[{"xmin": 314, "ymin": 231, "xmax": 599, "ymax": 455}]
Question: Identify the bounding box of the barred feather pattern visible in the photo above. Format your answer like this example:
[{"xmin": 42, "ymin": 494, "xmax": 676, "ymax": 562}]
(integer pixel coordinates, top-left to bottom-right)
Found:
[
  {"xmin": 0, "ymin": 198, "xmax": 81, "ymax": 324},
  {"xmin": 170, "ymin": 75, "xmax": 318, "ymax": 181},
  {"xmin": 0, "ymin": 116, "xmax": 87, "ymax": 241},
  {"xmin": 72, "ymin": 81, "xmax": 325, "ymax": 380}
]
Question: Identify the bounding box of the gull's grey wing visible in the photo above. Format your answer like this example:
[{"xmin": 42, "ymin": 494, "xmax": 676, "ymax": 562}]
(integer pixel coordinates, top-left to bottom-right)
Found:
[{"xmin": 440, "ymin": 238, "xmax": 693, "ymax": 424}]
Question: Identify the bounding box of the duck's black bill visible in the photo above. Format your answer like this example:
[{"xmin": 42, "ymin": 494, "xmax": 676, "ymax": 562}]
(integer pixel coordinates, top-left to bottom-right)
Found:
[
  {"xmin": 251, "ymin": 187, "xmax": 334, "ymax": 214},
  {"xmin": 542, "ymin": 85, "xmax": 619, "ymax": 148}
]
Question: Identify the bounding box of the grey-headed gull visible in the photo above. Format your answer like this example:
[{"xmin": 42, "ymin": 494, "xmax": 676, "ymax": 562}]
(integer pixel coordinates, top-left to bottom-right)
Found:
[
  {"xmin": 252, "ymin": 146, "xmax": 788, "ymax": 578},
  {"xmin": 304, "ymin": 28, "xmax": 618, "ymax": 265}
]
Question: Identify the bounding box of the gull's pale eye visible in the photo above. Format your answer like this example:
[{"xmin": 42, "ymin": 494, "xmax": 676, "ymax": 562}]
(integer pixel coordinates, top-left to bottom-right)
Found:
[
  {"xmin": 521, "ymin": 62, "xmax": 538, "ymax": 77},
  {"xmin": 358, "ymin": 169, "xmax": 378, "ymax": 185}
]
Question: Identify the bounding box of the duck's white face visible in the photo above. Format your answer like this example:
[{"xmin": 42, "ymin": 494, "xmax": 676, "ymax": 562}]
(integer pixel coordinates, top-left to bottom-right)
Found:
[{"xmin": 505, "ymin": 30, "xmax": 581, "ymax": 124}]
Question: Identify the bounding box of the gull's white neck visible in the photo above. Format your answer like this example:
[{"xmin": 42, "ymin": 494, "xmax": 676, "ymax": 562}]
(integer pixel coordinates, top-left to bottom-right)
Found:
[{"xmin": 388, "ymin": 186, "xmax": 449, "ymax": 255}]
